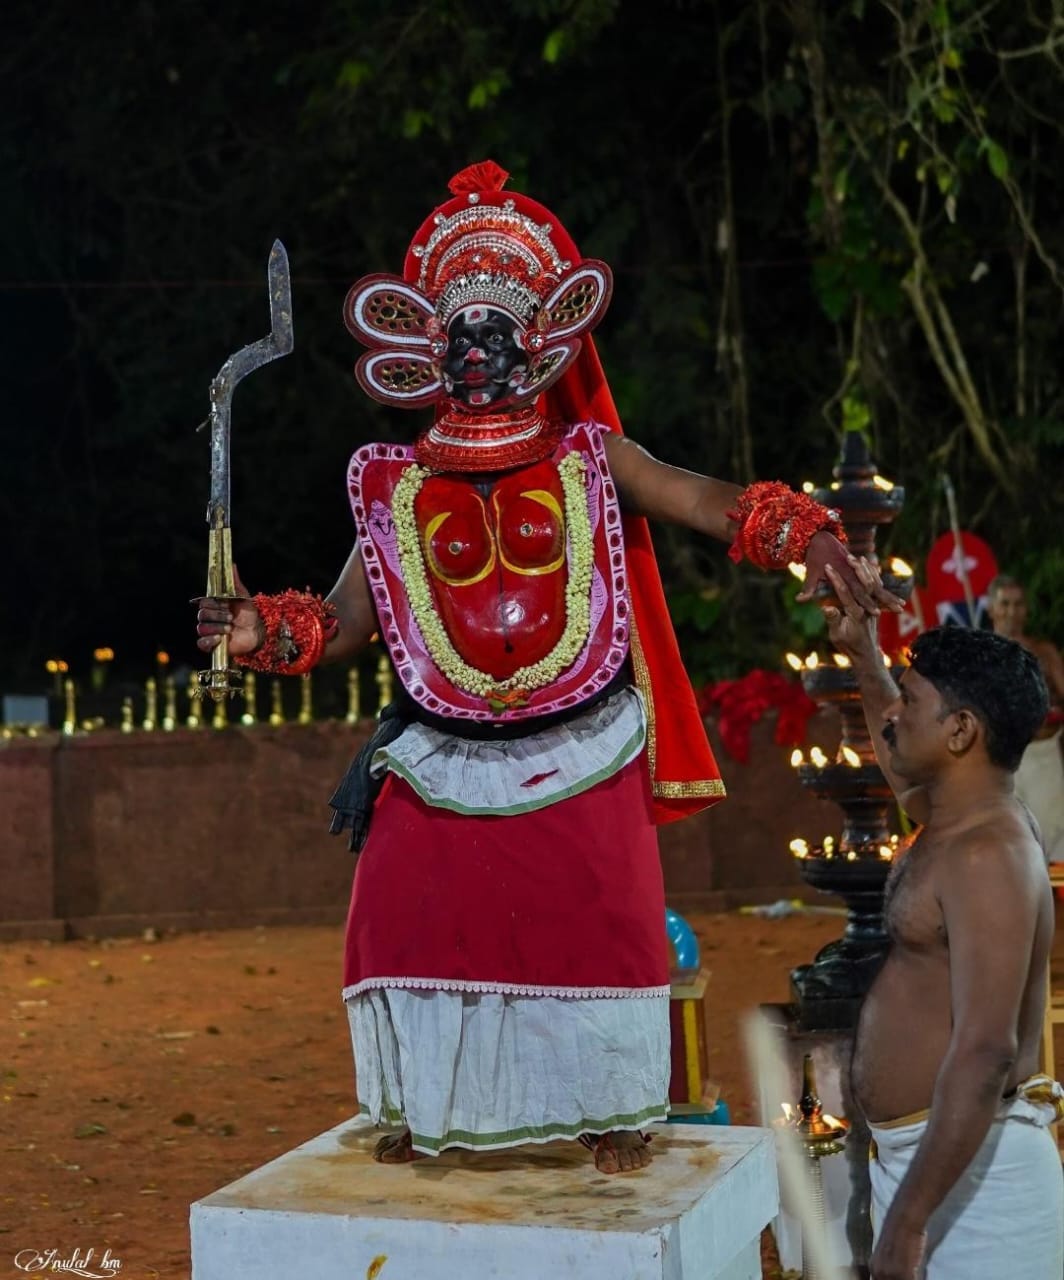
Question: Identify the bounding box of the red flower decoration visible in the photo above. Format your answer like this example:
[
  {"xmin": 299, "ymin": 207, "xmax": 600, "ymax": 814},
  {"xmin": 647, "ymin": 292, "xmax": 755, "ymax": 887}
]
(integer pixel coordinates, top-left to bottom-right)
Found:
[{"xmin": 699, "ymin": 669, "xmax": 818, "ymax": 764}]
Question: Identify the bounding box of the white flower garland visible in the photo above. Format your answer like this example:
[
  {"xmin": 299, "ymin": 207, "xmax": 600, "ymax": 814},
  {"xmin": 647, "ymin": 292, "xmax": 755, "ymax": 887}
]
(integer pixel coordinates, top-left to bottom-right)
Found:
[{"xmin": 392, "ymin": 453, "xmax": 594, "ymax": 702}]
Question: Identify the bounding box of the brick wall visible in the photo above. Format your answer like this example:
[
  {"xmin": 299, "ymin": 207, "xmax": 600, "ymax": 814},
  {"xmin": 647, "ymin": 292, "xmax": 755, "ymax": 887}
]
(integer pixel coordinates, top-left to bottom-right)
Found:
[{"xmin": 0, "ymin": 712, "xmax": 839, "ymax": 940}]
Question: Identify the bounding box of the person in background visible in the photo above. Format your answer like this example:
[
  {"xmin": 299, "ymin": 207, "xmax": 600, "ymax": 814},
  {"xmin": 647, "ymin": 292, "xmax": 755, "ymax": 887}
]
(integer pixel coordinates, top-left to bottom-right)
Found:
[{"xmin": 988, "ymin": 574, "xmax": 1064, "ymax": 861}]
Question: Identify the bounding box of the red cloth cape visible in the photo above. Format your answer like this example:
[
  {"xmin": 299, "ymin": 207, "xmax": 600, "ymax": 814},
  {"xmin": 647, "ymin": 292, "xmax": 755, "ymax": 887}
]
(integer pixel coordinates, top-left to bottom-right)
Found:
[{"xmin": 542, "ymin": 338, "xmax": 725, "ymax": 824}]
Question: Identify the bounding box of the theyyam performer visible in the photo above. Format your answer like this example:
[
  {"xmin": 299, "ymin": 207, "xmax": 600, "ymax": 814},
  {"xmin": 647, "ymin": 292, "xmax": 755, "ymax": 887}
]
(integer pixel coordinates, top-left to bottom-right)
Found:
[{"xmin": 196, "ymin": 161, "xmax": 900, "ymax": 1173}]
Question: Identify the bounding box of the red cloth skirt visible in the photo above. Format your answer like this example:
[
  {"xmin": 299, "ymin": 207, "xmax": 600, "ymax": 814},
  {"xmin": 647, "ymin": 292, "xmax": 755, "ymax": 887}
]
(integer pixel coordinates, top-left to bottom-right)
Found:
[{"xmin": 342, "ymin": 756, "xmax": 669, "ymax": 997}]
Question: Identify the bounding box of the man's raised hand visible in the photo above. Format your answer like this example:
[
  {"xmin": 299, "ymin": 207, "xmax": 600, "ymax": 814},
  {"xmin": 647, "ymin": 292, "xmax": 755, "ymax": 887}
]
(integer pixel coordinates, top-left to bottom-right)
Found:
[{"xmin": 822, "ymin": 555, "xmax": 885, "ymax": 666}]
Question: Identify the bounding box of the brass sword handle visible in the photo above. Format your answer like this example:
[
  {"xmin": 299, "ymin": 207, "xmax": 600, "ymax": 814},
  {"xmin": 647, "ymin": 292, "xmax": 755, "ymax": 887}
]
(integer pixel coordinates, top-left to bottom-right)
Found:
[{"xmin": 201, "ymin": 513, "xmax": 241, "ymax": 701}]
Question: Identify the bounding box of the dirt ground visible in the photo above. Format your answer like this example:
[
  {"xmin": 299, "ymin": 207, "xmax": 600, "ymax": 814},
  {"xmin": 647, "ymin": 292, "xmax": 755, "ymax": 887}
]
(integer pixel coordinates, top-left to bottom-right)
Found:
[{"xmin": 0, "ymin": 911, "xmax": 850, "ymax": 1279}]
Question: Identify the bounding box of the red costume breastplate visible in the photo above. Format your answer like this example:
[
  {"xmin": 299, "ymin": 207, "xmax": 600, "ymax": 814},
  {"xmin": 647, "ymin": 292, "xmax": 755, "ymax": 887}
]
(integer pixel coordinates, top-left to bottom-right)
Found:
[
  {"xmin": 415, "ymin": 462, "xmax": 568, "ymax": 681},
  {"xmin": 348, "ymin": 423, "xmax": 630, "ymax": 723}
]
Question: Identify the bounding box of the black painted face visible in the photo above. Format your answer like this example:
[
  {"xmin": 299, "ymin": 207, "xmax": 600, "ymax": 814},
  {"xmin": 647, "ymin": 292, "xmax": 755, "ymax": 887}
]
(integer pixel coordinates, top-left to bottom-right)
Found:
[{"xmin": 442, "ymin": 307, "xmax": 529, "ymax": 409}]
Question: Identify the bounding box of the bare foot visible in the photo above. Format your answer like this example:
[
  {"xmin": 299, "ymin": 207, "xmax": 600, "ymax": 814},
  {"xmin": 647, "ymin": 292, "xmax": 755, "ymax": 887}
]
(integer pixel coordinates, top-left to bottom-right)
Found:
[
  {"xmin": 373, "ymin": 1129, "xmax": 425, "ymax": 1164},
  {"xmin": 585, "ymin": 1129, "xmax": 653, "ymax": 1174}
]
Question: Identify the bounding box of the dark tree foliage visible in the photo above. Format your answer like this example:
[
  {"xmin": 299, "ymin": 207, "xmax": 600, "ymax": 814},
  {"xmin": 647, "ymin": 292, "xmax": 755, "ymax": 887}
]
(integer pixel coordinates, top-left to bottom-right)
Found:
[{"xmin": 2, "ymin": 0, "xmax": 1060, "ymax": 691}]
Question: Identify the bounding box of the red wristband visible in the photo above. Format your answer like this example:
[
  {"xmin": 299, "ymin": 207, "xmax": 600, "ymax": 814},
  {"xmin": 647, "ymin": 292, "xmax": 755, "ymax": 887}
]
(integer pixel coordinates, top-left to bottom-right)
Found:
[
  {"xmin": 235, "ymin": 590, "xmax": 338, "ymax": 676},
  {"xmin": 727, "ymin": 481, "xmax": 846, "ymax": 571}
]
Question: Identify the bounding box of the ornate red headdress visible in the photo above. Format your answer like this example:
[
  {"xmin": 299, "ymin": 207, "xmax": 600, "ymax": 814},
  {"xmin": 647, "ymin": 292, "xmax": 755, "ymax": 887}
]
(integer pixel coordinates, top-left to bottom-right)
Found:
[{"xmin": 344, "ymin": 160, "xmax": 613, "ymax": 409}]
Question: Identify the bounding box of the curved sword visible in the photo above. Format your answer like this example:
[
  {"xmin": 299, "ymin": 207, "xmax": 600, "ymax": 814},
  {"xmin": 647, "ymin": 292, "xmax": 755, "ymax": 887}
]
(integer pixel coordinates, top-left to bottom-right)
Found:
[{"xmin": 196, "ymin": 240, "xmax": 294, "ymax": 702}]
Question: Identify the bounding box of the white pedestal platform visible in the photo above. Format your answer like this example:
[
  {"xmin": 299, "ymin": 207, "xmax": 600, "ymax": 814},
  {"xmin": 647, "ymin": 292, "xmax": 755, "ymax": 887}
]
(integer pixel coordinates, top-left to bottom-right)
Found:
[{"xmin": 191, "ymin": 1117, "xmax": 779, "ymax": 1280}]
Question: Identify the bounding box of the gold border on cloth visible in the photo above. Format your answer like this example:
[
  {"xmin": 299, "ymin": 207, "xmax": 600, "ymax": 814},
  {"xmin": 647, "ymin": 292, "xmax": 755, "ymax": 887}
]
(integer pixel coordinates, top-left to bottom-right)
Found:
[{"xmin": 627, "ymin": 605, "xmax": 726, "ymax": 802}]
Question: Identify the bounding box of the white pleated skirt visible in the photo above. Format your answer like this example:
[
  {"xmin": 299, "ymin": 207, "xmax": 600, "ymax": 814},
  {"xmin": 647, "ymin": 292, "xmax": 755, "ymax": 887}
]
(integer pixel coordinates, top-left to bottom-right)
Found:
[{"xmin": 346, "ymin": 986, "xmax": 670, "ymax": 1155}]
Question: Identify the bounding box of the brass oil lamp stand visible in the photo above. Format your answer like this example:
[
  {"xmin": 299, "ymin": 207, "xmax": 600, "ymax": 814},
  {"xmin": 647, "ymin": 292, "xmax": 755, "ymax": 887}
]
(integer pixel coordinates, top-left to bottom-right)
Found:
[
  {"xmin": 788, "ymin": 1055, "xmax": 849, "ymax": 1280},
  {"xmin": 789, "ymin": 431, "xmax": 913, "ymax": 1031}
]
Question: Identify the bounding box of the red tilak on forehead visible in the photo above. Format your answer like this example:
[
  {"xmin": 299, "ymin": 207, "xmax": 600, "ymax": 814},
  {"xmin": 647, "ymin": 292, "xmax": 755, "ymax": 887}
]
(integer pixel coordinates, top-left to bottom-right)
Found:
[
  {"xmin": 450, "ymin": 301, "xmax": 527, "ymax": 334},
  {"xmin": 458, "ymin": 305, "xmax": 490, "ymax": 325}
]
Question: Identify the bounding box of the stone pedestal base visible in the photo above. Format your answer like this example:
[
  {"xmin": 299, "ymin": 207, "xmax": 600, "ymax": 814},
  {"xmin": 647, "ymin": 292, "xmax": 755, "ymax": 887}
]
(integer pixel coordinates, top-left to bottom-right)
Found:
[
  {"xmin": 190, "ymin": 1117, "xmax": 779, "ymax": 1280},
  {"xmin": 756, "ymin": 1004, "xmax": 871, "ymax": 1274}
]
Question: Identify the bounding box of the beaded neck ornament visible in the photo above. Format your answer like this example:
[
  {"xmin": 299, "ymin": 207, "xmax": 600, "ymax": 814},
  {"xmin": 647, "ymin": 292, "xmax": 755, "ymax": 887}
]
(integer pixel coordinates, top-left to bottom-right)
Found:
[{"xmin": 343, "ymin": 161, "xmax": 613, "ymax": 455}]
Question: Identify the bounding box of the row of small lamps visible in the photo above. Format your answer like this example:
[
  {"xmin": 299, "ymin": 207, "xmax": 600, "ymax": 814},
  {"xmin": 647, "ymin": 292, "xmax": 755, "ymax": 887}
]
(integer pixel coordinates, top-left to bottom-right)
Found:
[{"xmin": 39, "ymin": 655, "xmax": 395, "ymax": 736}]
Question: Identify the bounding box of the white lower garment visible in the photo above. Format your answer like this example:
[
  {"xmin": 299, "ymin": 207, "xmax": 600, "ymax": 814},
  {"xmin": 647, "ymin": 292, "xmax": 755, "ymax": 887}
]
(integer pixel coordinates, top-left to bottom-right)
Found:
[
  {"xmin": 1015, "ymin": 730, "xmax": 1064, "ymax": 862},
  {"xmin": 346, "ymin": 986, "xmax": 670, "ymax": 1155},
  {"xmin": 868, "ymin": 1076, "xmax": 1064, "ymax": 1278}
]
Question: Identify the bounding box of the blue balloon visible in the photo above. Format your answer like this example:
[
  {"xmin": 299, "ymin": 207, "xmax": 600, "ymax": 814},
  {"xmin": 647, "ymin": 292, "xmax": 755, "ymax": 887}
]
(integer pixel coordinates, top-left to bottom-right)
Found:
[{"xmin": 664, "ymin": 907, "xmax": 700, "ymax": 970}]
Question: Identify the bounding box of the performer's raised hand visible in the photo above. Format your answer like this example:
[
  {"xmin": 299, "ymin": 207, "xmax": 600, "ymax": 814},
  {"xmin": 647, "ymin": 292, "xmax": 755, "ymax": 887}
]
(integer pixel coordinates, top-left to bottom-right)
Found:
[
  {"xmin": 195, "ymin": 565, "xmax": 264, "ymax": 656},
  {"xmin": 797, "ymin": 531, "xmax": 904, "ymax": 614}
]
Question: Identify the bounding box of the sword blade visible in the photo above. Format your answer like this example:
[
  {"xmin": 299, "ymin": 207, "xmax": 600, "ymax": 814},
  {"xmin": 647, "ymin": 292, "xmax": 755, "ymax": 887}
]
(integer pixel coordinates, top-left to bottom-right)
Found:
[
  {"xmin": 206, "ymin": 240, "xmax": 294, "ymax": 530},
  {"xmin": 196, "ymin": 241, "xmax": 295, "ymax": 699}
]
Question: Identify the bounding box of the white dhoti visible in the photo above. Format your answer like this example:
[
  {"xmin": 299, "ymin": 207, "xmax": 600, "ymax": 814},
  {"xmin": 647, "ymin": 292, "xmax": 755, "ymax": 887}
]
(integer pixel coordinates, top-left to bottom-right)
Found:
[
  {"xmin": 1015, "ymin": 730, "xmax": 1064, "ymax": 862},
  {"xmin": 868, "ymin": 1075, "xmax": 1064, "ymax": 1278}
]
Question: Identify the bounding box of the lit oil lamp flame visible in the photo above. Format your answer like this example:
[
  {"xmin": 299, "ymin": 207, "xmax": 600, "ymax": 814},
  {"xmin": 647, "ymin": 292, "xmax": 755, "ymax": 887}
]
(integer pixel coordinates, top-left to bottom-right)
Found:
[
  {"xmin": 833, "ymin": 653, "xmax": 851, "ymax": 668},
  {"xmin": 879, "ymin": 845, "xmax": 893, "ymax": 860},
  {"xmin": 790, "ymin": 838, "xmax": 809, "ymax": 858},
  {"xmin": 872, "ymin": 475, "xmax": 894, "ymax": 491},
  {"xmin": 810, "ymin": 746, "xmax": 828, "ymax": 768},
  {"xmin": 888, "ymin": 557, "xmax": 912, "ymax": 576},
  {"xmin": 785, "ymin": 652, "xmax": 803, "ymax": 671},
  {"xmin": 846, "ymin": 850, "xmax": 858, "ymax": 862},
  {"xmin": 780, "ymin": 1101, "xmax": 796, "ymax": 1121},
  {"xmin": 823, "ymin": 835, "xmax": 835, "ymax": 854},
  {"xmin": 805, "ymin": 653, "xmax": 819, "ymax": 670},
  {"xmin": 801, "ymin": 482, "xmax": 815, "ymax": 495},
  {"xmin": 790, "ymin": 749, "xmax": 805, "ymax": 768},
  {"xmin": 788, "ymin": 562, "xmax": 807, "ymax": 581},
  {"xmin": 882, "ymin": 652, "xmax": 892, "ymax": 667},
  {"xmin": 841, "ymin": 746, "xmax": 861, "ymax": 768}
]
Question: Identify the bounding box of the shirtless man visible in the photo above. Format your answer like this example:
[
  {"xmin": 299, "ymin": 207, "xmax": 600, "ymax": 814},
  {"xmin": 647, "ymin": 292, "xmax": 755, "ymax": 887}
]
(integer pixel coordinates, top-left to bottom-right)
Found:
[
  {"xmin": 988, "ymin": 574, "xmax": 1064, "ymax": 861},
  {"xmin": 823, "ymin": 556, "xmax": 1062, "ymax": 1279}
]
